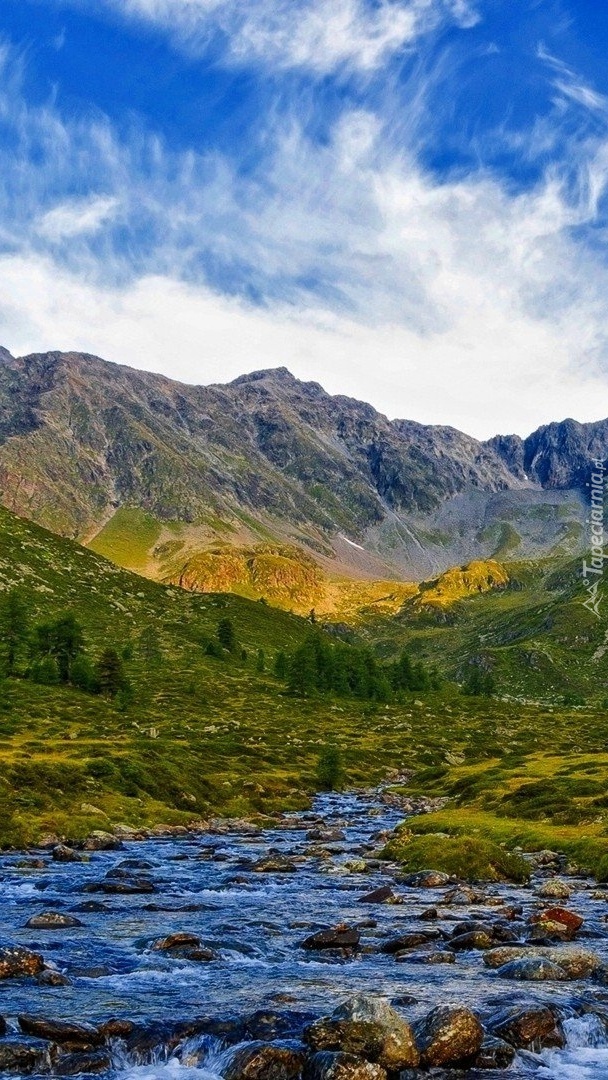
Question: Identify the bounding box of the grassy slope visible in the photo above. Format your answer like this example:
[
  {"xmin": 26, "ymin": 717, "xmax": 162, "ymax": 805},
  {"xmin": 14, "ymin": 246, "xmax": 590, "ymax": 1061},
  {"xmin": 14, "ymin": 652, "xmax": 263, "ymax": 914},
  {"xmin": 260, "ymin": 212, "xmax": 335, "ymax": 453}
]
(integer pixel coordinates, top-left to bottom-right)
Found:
[
  {"xmin": 5, "ymin": 505, "xmax": 608, "ymax": 877},
  {"xmin": 367, "ymin": 557, "xmax": 608, "ymax": 701}
]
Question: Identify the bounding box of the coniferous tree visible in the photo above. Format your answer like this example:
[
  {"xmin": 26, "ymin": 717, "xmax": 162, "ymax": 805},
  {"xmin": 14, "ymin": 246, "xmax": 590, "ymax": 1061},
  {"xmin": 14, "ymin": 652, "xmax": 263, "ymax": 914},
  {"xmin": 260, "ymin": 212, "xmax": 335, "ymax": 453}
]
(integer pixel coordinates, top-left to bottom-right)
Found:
[
  {"xmin": 256, "ymin": 648, "xmax": 266, "ymax": 673},
  {"xmin": 33, "ymin": 613, "xmax": 84, "ymax": 683},
  {"xmin": 274, "ymin": 650, "xmax": 287, "ymax": 679},
  {"xmin": 139, "ymin": 625, "xmax": 162, "ymax": 665},
  {"xmin": 0, "ymin": 590, "xmax": 29, "ymax": 676},
  {"xmin": 217, "ymin": 618, "xmax": 237, "ymax": 652},
  {"xmin": 96, "ymin": 648, "xmax": 125, "ymax": 697}
]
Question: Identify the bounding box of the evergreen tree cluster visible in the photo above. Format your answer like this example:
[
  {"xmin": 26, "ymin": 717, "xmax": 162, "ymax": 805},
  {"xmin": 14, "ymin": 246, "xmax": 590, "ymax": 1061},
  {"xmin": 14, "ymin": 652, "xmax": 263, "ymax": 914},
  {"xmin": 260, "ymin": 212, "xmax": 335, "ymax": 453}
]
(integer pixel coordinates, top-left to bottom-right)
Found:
[
  {"xmin": 0, "ymin": 590, "xmax": 132, "ymax": 702},
  {"xmin": 276, "ymin": 632, "xmax": 440, "ymax": 701}
]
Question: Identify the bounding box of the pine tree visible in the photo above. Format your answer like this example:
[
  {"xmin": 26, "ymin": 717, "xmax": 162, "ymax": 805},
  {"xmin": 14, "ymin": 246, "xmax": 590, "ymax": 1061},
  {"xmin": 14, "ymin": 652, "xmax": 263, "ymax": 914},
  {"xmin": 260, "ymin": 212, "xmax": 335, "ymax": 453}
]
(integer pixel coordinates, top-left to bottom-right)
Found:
[
  {"xmin": 0, "ymin": 590, "xmax": 29, "ymax": 677},
  {"xmin": 96, "ymin": 648, "xmax": 125, "ymax": 697},
  {"xmin": 256, "ymin": 648, "xmax": 266, "ymax": 673},
  {"xmin": 217, "ymin": 618, "xmax": 236, "ymax": 652},
  {"xmin": 274, "ymin": 650, "xmax": 287, "ymax": 679},
  {"xmin": 139, "ymin": 625, "xmax": 162, "ymax": 665}
]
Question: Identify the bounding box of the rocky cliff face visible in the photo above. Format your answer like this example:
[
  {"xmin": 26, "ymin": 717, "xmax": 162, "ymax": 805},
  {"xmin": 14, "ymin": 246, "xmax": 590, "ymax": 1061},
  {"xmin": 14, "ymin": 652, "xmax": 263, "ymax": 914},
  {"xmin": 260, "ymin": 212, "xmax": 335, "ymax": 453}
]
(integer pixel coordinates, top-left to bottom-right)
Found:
[{"xmin": 0, "ymin": 348, "xmax": 602, "ymax": 579}]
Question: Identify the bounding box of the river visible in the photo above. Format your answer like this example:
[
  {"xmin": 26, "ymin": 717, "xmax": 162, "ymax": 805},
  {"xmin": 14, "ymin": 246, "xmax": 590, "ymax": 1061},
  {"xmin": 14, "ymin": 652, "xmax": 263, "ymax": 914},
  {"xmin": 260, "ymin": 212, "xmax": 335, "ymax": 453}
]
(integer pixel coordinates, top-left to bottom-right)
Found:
[{"xmin": 0, "ymin": 790, "xmax": 608, "ymax": 1077}]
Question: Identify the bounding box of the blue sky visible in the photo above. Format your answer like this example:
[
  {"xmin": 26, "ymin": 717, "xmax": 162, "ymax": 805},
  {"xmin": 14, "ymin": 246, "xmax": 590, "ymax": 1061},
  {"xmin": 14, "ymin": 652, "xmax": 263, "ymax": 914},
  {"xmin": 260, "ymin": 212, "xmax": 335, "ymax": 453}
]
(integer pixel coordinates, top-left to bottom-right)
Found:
[{"xmin": 0, "ymin": 0, "xmax": 607, "ymax": 436}]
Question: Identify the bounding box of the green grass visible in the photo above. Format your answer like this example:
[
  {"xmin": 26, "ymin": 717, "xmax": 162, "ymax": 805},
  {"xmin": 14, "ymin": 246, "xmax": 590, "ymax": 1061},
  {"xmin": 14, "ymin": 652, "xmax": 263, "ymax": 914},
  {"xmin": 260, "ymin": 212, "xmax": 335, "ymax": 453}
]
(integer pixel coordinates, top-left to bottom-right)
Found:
[
  {"xmin": 381, "ymin": 832, "xmax": 530, "ymax": 883},
  {"xmin": 88, "ymin": 507, "xmax": 162, "ymax": 570}
]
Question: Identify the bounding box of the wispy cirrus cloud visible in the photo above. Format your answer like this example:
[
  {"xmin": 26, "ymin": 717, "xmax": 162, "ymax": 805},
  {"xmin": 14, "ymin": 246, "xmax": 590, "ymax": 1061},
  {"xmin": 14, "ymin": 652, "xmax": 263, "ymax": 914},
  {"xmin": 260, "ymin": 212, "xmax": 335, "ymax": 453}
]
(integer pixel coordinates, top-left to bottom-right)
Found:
[
  {"xmin": 42, "ymin": 0, "xmax": 480, "ymax": 75},
  {"xmin": 2, "ymin": 13, "xmax": 608, "ymax": 436}
]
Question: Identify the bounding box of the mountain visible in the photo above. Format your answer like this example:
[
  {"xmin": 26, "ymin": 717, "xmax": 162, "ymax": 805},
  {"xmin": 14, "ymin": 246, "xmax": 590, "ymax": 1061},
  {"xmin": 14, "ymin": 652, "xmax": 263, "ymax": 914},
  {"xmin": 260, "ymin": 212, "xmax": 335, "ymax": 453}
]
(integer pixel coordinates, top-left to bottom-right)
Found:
[{"xmin": 0, "ymin": 347, "xmax": 601, "ymax": 587}]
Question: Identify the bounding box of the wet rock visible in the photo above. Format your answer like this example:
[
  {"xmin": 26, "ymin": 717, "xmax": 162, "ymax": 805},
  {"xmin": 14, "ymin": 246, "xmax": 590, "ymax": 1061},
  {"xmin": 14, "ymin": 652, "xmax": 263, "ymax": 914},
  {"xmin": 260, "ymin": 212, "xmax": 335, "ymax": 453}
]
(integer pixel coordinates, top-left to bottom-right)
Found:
[
  {"xmin": 223, "ymin": 1041, "xmax": 305, "ymax": 1080},
  {"xmin": 443, "ymin": 885, "xmax": 486, "ymax": 905},
  {"xmin": 489, "ymin": 1006, "xmax": 564, "ymax": 1050},
  {"xmin": 419, "ymin": 907, "xmax": 438, "ymax": 919},
  {"xmin": 84, "ymin": 876, "xmax": 155, "ymax": 894},
  {"xmin": 380, "ymin": 932, "xmax": 439, "ymax": 953},
  {"xmin": 448, "ymin": 931, "xmax": 494, "ymax": 951},
  {"xmin": 98, "ymin": 1018, "xmax": 137, "ymax": 1040},
  {"xmin": 530, "ymin": 906, "xmax": 583, "ymax": 936},
  {"xmin": 244, "ymin": 1010, "xmax": 318, "ymax": 1042},
  {"xmin": 114, "ymin": 858, "xmax": 155, "ymax": 871},
  {"xmin": 413, "ymin": 1005, "xmax": 483, "ymax": 1067},
  {"xmin": 251, "ymin": 856, "xmax": 298, "ymax": 873},
  {"xmin": 301, "ymin": 926, "xmax": 360, "ymax": 951},
  {"xmin": 151, "ymin": 933, "xmax": 218, "ymax": 961},
  {"xmin": 15, "ymin": 858, "xmax": 46, "ymax": 870},
  {"xmin": 398, "ymin": 871, "xmax": 450, "ymax": 888},
  {"xmin": 0, "ymin": 946, "xmax": 44, "ymax": 979},
  {"xmin": 357, "ymin": 887, "xmax": 401, "ymax": 905},
  {"xmin": 18, "ymin": 1016, "xmax": 104, "ymax": 1048},
  {"xmin": 307, "ymin": 829, "xmax": 346, "ymax": 842},
  {"xmin": 69, "ymin": 966, "xmax": 113, "ymax": 978},
  {"xmin": 35, "ymin": 970, "xmax": 71, "ymax": 987},
  {"xmin": 52, "ymin": 845, "xmax": 85, "ymax": 863},
  {"xmin": 398, "ymin": 950, "xmax": 456, "ymax": 964},
  {"xmin": 331, "ymin": 995, "xmax": 419, "ymax": 1070},
  {"xmin": 536, "ymin": 878, "xmax": 572, "ymax": 899},
  {"xmin": 82, "ymin": 832, "xmax": 123, "ymax": 851},
  {"xmin": 496, "ymin": 957, "xmax": 568, "ymax": 981},
  {"xmin": 0, "ymin": 1038, "xmax": 53, "ymax": 1074},
  {"xmin": 151, "ymin": 933, "xmax": 201, "ymax": 951},
  {"xmin": 303, "ymin": 1051, "xmax": 387, "ymax": 1080},
  {"xmin": 54, "ymin": 1050, "xmax": 112, "ymax": 1075},
  {"xmin": 484, "ymin": 944, "xmax": 604, "ymax": 979},
  {"xmin": 25, "ymin": 912, "xmax": 83, "ymax": 930},
  {"xmin": 472, "ymin": 1036, "xmax": 516, "ymax": 1070},
  {"xmin": 304, "ymin": 1020, "xmax": 385, "ymax": 1061}
]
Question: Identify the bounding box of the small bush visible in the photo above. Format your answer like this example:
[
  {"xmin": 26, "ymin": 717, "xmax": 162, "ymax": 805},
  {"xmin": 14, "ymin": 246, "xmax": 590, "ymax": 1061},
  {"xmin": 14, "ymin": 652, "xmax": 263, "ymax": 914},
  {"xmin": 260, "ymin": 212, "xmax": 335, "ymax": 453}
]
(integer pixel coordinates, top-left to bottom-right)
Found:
[
  {"xmin": 382, "ymin": 832, "xmax": 530, "ymax": 883},
  {"xmin": 316, "ymin": 745, "xmax": 343, "ymax": 791}
]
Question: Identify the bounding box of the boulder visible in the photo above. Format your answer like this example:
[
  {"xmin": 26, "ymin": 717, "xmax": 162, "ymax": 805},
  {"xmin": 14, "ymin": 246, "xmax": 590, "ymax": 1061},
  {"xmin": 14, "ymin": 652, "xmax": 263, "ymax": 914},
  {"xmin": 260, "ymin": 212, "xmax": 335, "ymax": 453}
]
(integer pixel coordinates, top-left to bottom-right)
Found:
[
  {"xmin": 0, "ymin": 1038, "xmax": 53, "ymax": 1074},
  {"xmin": 357, "ymin": 887, "xmax": 400, "ymax": 905},
  {"xmin": 18, "ymin": 1016, "xmax": 104, "ymax": 1048},
  {"xmin": 35, "ymin": 970, "xmax": 71, "ymax": 987},
  {"xmin": 496, "ymin": 957, "xmax": 568, "ymax": 981},
  {"xmin": 304, "ymin": 1020, "xmax": 385, "ymax": 1062},
  {"xmin": 413, "ymin": 1005, "xmax": 483, "ymax": 1067},
  {"xmin": 84, "ymin": 877, "xmax": 155, "ymax": 894},
  {"xmin": 530, "ymin": 907, "xmax": 583, "ymax": 936},
  {"xmin": 536, "ymin": 879, "xmax": 572, "ymax": 899},
  {"xmin": 303, "ymin": 1051, "xmax": 387, "ymax": 1080},
  {"xmin": 331, "ymin": 996, "xmax": 419, "ymax": 1070},
  {"xmin": 82, "ymin": 832, "xmax": 122, "ymax": 851},
  {"xmin": 484, "ymin": 945, "xmax": 604, "ymax": 979},
  {"xmin": 25, "ymin": 912, "xmax": 83, "ymax": 930},
  {"xmin": 0, "ymin": 946, "xmax": 44, "ymax": 979},
  {"xmin": 398, "ymin": 871, "xmax": 450, "ymax": 888},
  {"xmin": 472, "ymin": 1036, "xmax": 516, "ymax": 1070},
  {"xmin": 52, "ymin": 845, "xmax": 85, "ymax": 863},
  {"xmin": 223, "ymin": 1041, "xmax": 305, "ymax": 1080},
  {"xmin": 54, "ymin": 1051, "xmax": 112, "ymax": 1075},
  {"xmin": 252, "ymin": 856, "xmax": 297, "ymax": 873},
  {"xmin": 301, "ymin": 927, "xmax": 360, "ymax": 951},
  {"xmin": 489, "ymin": 1006, "xmax": 564, "ymax": 1050},
  {"xmin": 307, "ymin": 829, "xmax": 346, "ymax": 842},
  {"xmin": 380, "ymin": 932, "xmax": 439, "ymax": 953},
  {"xmin": 448, "ymin": 931, "xmax": 494, "ymax": 951}
]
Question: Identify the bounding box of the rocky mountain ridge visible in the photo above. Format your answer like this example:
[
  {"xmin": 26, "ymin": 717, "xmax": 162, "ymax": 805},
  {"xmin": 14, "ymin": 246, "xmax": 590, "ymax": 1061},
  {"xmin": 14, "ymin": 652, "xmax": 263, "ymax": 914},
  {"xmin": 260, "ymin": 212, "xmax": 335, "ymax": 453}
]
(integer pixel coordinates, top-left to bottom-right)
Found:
[{"xmin": 0, "ymin": 347, "xmax": 602, "ymax": 579}]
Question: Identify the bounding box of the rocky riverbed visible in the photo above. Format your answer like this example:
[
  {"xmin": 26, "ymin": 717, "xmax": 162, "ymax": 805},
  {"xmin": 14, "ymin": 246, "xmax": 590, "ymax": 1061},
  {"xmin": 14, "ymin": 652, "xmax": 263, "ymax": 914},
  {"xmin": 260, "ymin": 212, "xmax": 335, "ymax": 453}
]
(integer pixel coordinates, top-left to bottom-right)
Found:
[{"xmin": 0, "ymin": 790, "xmax": 607, "ymax": 1078}]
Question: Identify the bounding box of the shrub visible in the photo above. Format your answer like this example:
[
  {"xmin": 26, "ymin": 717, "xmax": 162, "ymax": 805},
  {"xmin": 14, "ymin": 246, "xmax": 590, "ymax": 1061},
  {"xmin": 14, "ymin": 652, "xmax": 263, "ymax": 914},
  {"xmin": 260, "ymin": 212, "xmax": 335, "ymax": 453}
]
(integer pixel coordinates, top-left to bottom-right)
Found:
[
  {"xmin": 316, "ymin": 745, "xmax": 343, "ymax": 791},
  {"xmin": 382, "ymin": 832, "xmax": 530, "ymax": 883}
]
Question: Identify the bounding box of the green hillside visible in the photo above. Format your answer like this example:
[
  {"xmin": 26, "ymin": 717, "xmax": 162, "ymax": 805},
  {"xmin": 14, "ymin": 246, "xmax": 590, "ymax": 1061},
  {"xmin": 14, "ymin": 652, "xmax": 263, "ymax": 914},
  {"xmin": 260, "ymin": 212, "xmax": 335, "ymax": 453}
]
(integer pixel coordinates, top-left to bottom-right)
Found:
[{"xmin": 367, "ymin": 556, "xmax": 608, "ymax": 702}]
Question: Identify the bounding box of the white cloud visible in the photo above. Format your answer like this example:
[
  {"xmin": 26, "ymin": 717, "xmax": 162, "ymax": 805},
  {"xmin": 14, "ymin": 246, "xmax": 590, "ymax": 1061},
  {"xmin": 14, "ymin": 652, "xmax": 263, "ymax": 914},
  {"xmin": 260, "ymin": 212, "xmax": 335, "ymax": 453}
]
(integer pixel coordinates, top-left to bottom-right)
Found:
[
  {"xmin": 1, "ymin": 37, "xmax": 608, "ymax": 438},
  {"xmin": 54, "ymin": 0, "xmax": 480, "ymax": 74},
  {"xmin": 36, "ymin": 195, "xmax": 119, "ymax": 241}
]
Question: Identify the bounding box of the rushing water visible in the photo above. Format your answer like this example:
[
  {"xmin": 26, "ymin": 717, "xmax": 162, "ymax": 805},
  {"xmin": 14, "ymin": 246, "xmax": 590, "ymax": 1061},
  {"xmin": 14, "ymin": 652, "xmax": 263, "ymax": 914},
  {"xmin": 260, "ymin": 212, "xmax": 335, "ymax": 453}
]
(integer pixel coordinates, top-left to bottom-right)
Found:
[{"xmin": 1, "ymin": 789, "xmax": 608, "ymax": 1077}]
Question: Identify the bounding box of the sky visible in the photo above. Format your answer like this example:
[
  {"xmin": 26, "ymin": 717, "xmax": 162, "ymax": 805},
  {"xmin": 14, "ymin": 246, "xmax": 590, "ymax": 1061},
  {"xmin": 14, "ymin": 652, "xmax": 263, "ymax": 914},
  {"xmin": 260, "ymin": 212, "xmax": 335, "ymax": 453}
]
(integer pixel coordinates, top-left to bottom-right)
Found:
[{"xmin": 1, "ymin": 1, "xmax": 608, "ymax": 437}]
